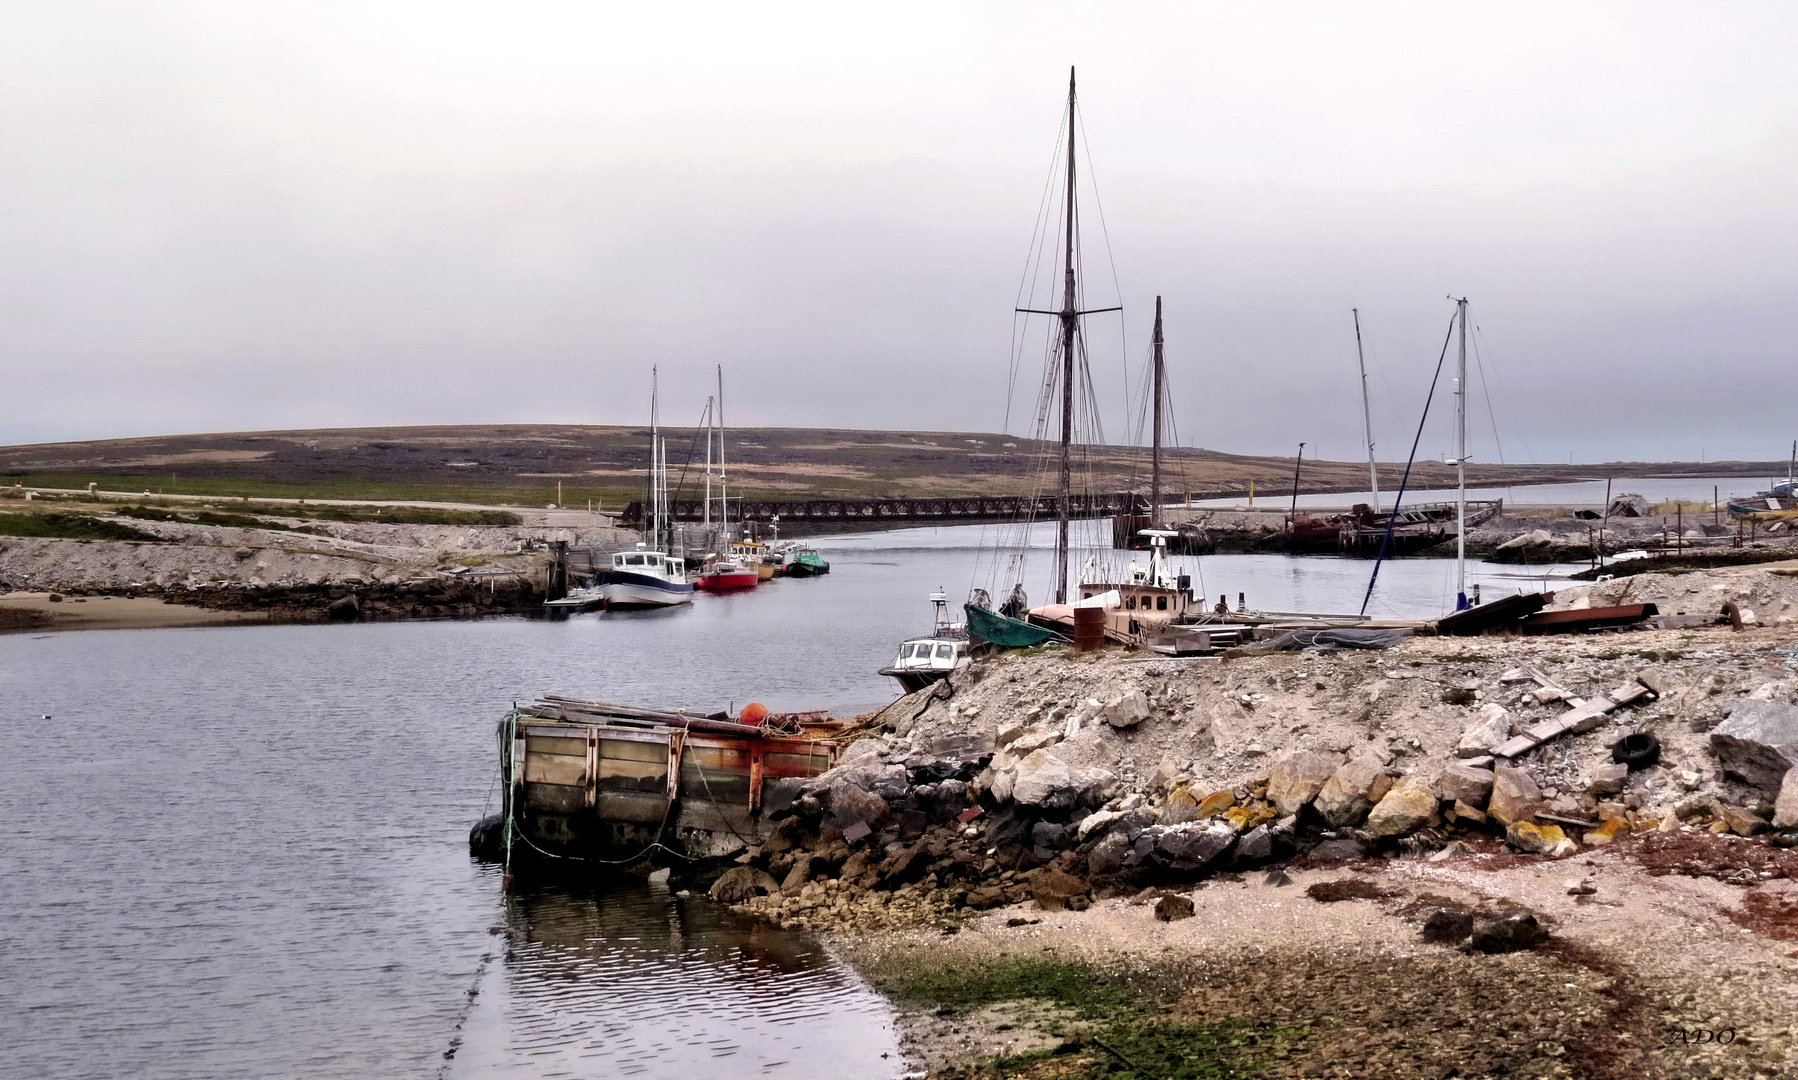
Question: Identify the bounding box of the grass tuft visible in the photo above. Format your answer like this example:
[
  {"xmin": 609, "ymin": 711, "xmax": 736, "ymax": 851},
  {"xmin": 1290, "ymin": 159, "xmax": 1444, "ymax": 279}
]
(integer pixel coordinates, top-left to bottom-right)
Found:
[{"xmin": 0, "ymin": 513, "xmax": 166, "ymax": 542}]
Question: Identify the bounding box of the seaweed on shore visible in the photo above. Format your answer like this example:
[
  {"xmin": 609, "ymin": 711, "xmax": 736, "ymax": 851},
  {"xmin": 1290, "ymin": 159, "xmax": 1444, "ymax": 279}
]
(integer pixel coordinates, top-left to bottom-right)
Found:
[{"xmin": 876, "ymin": 956, "xmax": 1301, "ymax": 1079}]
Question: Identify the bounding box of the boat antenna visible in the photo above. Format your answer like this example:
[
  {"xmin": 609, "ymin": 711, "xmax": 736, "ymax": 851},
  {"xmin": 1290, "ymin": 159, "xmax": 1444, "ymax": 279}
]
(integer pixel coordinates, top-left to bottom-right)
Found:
[
  {"xmin": 1013, "ymin": 67, "xmax": 1121, "ymax": 604},
  {"xmin": 1354, "ymin": 308, "xmax": 1379, "ymax": 514},
  {"xmin": 1453, "ymin": 296, "xmax": 1469, "ymax": 611},
  {"xmin": 1150, "ymin": 295, "xmax": 1164, "ymax": 528},
  {"xmin": 1359, "ymin": 309, "xmax": 1458, "ymax": 616},
  {"xmin": 650, "ymin": 367, "xmax": 661, "ymax": 551}
]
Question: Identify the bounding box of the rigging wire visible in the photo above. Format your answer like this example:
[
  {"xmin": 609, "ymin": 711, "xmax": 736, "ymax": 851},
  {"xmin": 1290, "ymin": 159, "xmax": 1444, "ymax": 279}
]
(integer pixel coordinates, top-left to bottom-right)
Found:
[{"xmin": 1359, "ymin": 311, "xmax": 1460, "ymax": 616}]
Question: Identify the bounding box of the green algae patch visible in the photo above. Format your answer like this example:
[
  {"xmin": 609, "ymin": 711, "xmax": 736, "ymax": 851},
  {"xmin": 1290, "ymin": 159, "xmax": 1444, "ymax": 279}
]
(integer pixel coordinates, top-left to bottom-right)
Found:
[{"xmin": 871, "ymin": 954, "xmax": 1302, "ymax": 1079}]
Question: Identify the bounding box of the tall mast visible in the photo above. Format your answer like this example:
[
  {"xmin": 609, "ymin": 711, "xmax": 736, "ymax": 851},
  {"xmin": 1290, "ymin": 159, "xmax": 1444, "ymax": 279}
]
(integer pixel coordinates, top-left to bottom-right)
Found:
[
  {"xmin": 1353, "ymin": 308, "xmax": 1379, "ymax": 514},
  {"xmin": 1054, "ymin": 67, "xmax": 1078, "ymax": 605},
  {"xmin": 1454, "ymin": 297, "xmax": 1469, "ymax": 610},
  {"xmin": 649, "ymin": 367, "xmax": 661, "ymax": 551},
  {"xmin": 716, "ymin": 365, "xmax": 728, "ymax": 536},
  {"xmin": 1150, "ymin": 296, "xmax": 1164, "ymax": 528},
  {"xmin": 703, "ymin": 395, "xmax": 714, "ymax": 529},
  {"xmin": 1013, "ymin": 68, "xmax": 1120, "ymax": 605}
]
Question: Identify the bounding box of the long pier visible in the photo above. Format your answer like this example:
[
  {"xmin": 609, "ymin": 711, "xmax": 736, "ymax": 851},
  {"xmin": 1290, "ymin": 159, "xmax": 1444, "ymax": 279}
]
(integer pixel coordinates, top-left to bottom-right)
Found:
[{"xmin": 622, "ymin": 491, "xmax": 1152, "ymax": 525}]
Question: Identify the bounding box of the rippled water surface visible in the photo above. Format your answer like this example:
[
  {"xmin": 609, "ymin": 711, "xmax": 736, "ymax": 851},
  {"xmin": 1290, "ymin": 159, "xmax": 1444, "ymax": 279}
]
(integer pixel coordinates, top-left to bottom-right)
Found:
[{"xmin": 0, "ymin": 522, "xmax": 1585, "ymax": 1079}]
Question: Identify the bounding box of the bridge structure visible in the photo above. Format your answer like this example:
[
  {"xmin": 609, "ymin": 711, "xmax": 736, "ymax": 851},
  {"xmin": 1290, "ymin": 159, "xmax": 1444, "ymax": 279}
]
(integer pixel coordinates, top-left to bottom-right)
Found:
[{"xmin": 621, "ymin": 491, "xmax": 1154, "ymax": 526}]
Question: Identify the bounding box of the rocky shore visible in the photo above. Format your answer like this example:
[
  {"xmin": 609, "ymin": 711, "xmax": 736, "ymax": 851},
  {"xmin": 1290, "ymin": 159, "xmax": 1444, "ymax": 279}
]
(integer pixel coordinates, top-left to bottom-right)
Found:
[
  {"xmin": 0, "ymin": 497, "xmax": 636, "ymax": 626},
  {"xmin": 701, "ymin": 566, "xmax": 1798, "ymax": 1078}
]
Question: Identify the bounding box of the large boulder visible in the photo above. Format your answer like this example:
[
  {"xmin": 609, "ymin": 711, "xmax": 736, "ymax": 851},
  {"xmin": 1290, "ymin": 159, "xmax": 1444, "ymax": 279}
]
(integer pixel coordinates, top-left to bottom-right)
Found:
[
  {"xmin": 1132, "ymin": 822, "xmax": 1236, "ymax": 871},
  {"xmin": 1087, "ymin": 831, "xmax": 1132, "ymax": 876},
  {"xmin": 1314, "ymin": 755, "xmax": 1386, "ymax": 827},
  {"xmin": 709, "ymin": 866, "xmax": 779, "ymax": 904},
  {"xmin": 1012, "ymin": 750, "xmax": 1116, "ymax": 810},
  {"xmin": 1488, "ymin": 764, "xmax": 1545, "ymax": 827},
  {"xmin": 1104, "ymin": 688, "xmax": 1152, "ymax": 728},
  {"xmin": 1505, "ymin": 820, "xmax": 1572, "ymax": 855},
  {"xmin": 1456, "ymin": 704, "xmax": 1515, "ymax": 758},
  {"xmin": 1364, "ymin": 778, "xmax": 1440, "ymax": 838},
  {"xmin": 826, "ymin": 782, "xmax": 890, "ymax": 831},
  {"xmin": 1436, "ymin": 762, "xmax": 1495, "ymax": 807},
  {"xmin": 1266, "ymin": 750, "xmax": 1344, "ymax": 817},
  {"xmin": 1710, "ymin": 700, "xmax": 1798, "ymax": 793},
  {"xmin": 1777, "ymin": 766, "xmax": 1798, "ymax": 829}
]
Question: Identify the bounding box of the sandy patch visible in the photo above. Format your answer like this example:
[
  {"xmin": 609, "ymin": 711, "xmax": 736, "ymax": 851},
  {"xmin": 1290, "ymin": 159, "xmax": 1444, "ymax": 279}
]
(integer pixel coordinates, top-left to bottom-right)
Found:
[{"xmin": 0, "ymin": 592, "xmax": 267, "ymax": 632}]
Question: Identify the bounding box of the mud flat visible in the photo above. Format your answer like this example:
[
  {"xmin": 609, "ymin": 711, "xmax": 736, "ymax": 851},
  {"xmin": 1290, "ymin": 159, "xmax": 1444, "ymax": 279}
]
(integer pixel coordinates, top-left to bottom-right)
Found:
[
  {"xmin": 699, "ymin": 566, "xmax": 1798, "ymax": 1078},
  {"xmin": 0, "ymin": 592, "xmax": 269, "ymax": 632}
]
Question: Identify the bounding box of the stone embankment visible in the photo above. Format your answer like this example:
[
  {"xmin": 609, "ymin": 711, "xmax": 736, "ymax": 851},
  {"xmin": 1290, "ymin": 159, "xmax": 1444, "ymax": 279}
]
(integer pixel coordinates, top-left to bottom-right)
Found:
[{"xmin": 0, "ymin": 501, "xmax": 637, "ymax": 622}]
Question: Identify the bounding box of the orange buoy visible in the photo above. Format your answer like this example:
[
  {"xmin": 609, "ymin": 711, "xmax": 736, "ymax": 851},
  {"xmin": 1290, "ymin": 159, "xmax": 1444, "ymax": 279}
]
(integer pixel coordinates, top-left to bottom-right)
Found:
[{"xmin": 739, "ymin": 703, "xmax": 769, "ymax": 725}]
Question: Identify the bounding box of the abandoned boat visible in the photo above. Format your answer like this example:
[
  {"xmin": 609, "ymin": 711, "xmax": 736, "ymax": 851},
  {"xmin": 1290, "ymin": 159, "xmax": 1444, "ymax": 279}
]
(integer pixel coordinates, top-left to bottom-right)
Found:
[{"xmin": 475, "ymin": 695, "xmax": 845, "ymax": 866}]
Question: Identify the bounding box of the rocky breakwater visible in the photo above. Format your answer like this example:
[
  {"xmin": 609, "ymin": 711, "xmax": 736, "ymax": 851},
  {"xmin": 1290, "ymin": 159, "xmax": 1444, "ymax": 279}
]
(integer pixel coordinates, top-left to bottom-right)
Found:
[
  {"xmin": 710, "ymin": 592, "xmax": 1798, "ymax": 932},
  {"xmin": 132, "ymin": 573, "xmax": 547, "ymax": 622}
]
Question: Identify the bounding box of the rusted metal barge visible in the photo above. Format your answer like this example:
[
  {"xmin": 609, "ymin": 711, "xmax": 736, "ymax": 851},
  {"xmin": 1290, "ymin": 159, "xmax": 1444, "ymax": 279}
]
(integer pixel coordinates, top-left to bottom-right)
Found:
[{"xmin": 485, "ymin": 695, "xmax": 846, "ymax": 867}]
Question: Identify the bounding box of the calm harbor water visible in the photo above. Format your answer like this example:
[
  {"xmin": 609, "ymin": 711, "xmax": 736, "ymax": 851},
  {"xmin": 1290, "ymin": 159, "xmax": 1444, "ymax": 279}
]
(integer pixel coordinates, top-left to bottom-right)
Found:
[{"xmin": 0, "ymin": 521, "xmax": 1584, "ymax": 1079}]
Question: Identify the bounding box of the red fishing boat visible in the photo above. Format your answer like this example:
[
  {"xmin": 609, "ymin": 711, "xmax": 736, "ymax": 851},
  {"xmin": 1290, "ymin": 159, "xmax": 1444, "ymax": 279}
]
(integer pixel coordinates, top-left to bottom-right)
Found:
[{"xmin": 694, "ymin": 561, "xmax": 759, "ymax": 592}]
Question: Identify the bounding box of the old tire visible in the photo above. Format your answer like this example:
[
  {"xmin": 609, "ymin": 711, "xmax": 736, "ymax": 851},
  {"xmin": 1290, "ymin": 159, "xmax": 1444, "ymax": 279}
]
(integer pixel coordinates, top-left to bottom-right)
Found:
[
  {"xmin": 469, "ymin": 813, "xmax": 506, "ymax": 862},
  {"xmin": 1611, "ymin": 732, "xmax": 1661, "ymax": 770}
]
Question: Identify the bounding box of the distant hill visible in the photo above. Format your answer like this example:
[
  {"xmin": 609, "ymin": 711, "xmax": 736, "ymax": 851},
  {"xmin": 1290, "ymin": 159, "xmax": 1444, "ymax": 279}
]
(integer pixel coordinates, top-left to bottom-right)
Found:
[{"xmin": 0, "ymin": 424, "xmax": 1774, "ymax": 507}]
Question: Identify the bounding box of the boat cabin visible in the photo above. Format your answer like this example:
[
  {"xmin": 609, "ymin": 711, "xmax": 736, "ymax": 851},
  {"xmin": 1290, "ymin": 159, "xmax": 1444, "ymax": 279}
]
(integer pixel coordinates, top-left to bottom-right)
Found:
[
  {"xmin": 891, "ymin": 637, "xmax": 968, "ymax": 673},
  {"xmin": 613, "ymin": 550, "xmax": 686, "ymax": 577}
]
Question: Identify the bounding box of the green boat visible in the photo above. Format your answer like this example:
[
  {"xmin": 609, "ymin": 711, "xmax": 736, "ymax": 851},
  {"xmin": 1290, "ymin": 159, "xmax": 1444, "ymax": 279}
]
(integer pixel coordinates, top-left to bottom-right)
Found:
[
  {"xmin": 964, "ymin": 602, "xmax": 1065, "ymax": 649},
  {"xmin": 784, "ymin": 547, "xmax": 830, "ymax": 577}
]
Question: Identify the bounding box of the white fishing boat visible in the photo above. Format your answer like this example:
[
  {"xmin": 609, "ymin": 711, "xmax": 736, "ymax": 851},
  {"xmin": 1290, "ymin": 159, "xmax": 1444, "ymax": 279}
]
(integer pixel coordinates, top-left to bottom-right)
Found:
[
  {"xmin": 594, "ymin": 546, "xmax": 694, "ymax": 609},
  {"xmin": 879, "ymin": 592, "xmax": 971, "ymax": 693},
  {"xmin": 590, "ymin": 370, "xmax": 695, "ymax": 610}
]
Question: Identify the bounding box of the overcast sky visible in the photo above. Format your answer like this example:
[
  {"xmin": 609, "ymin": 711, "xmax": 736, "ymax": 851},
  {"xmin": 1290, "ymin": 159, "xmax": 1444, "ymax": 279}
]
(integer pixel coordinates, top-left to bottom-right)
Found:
[{"xmin": 3, "ymin": 2, "xmax": 1795, "ymax": 465}]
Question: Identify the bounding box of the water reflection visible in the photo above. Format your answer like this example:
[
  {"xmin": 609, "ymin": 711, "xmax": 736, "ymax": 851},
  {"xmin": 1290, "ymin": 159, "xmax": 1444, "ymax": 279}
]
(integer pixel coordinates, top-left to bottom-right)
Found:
[{"xmin": 450, "ymin": 878, "xmax": 899, "ymax": 1079}]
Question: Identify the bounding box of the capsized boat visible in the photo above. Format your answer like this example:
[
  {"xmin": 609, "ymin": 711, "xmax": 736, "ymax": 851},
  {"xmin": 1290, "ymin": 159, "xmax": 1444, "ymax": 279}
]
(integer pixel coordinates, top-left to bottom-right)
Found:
[
  {"xmin": 595, "ymin": 546, "xmax": 695, "ymax": 608},
  {"xmin": 878, "ymin": 592, "xmax": 972, "ymax": 693},
  {"xmin": 783, "ymin": 547, "xmax": 830, "ymax": 577}
]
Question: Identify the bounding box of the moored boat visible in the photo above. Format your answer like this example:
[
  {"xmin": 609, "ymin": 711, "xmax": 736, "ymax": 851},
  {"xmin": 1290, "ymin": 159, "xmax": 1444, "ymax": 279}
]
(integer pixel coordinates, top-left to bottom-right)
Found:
[
  {"xmin": 783, "ymin": 547, "xmax": 830, "ymax": 577},
  {"xmin": 878, "ymin": 592, "xmax": 973, "ymax": 693},
  {"xmin": 594, "ymin": 547, "xmax": 695, "ymax": 608},
  {"xmin": 694, "ymin": 560, "xmax": 759, "ymax": 592}
]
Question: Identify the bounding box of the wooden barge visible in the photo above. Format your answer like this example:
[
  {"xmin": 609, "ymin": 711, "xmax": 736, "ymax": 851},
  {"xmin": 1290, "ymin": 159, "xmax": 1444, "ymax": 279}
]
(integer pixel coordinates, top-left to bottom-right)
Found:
[{"xmin": 494, "ymin": 695, "xmax": 845, "ymax": 866}]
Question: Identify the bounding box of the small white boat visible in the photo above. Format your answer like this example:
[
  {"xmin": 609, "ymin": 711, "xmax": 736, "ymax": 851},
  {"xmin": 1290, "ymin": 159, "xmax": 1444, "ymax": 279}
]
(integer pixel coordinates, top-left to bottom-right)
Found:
[
  {"xmin": 594, "ymin": 547, "xmax": 695, "ymax": 609},
  {"xmin": 879, "ymin": 591, "xmax": 971, "ymax": 693},
  {"xmin": 543, "ymin": 584, "xmax": 605, "ymax": 612}
]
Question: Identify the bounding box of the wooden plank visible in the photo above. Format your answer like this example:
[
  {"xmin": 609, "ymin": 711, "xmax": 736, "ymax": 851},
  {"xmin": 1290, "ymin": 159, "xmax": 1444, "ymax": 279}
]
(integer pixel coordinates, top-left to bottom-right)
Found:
[
  {"xmin": 599, "ymin": 738, "xmax": 668, "ymax": 763},
  {"xmin": 1492, "ymin": 734, "xmax": 1538, "ymax": 758},
  {"xmin": 524, "ymin": 753, "xmax": 587, "ymax": 787},
  {"xmin": 530, "ymin": 736, "xmax": 588, "ymax": 758}
]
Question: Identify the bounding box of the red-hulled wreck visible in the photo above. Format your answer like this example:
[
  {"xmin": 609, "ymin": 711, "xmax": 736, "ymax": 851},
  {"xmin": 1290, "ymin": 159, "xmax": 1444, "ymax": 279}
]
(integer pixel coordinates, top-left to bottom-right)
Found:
[{"xmin": 471, "ymin": 696, "xmax": 849, "ymax": 869}]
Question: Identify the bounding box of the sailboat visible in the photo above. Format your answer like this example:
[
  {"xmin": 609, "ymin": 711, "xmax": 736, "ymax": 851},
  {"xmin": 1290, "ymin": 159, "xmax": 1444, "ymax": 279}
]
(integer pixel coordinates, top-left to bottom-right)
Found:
[
  {"xmin": 1052, "ymin": 296, "xmax": 1199, "ymax": 641},
  {"xmin": 1285, "ymin": 308, "xmax": 1500, "ymax": 557},
  {"xmin": 594, "ymin": 372, "xmax": 696, "ymax": 609},
  {"xmin": 693, "ymin": 366, "xmax": 760, "ymax": 592},
  {"xmin": 963, "ymin": 68, "xmax": 1119, "ymax": 651}
]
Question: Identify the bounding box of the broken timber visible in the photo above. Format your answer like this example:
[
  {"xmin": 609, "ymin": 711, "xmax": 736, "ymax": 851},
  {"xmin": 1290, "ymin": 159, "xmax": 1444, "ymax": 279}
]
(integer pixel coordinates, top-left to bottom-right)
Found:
[{"xmin": 1491, "ymin": 676, "xmax": 1658, "ymax": 759}]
